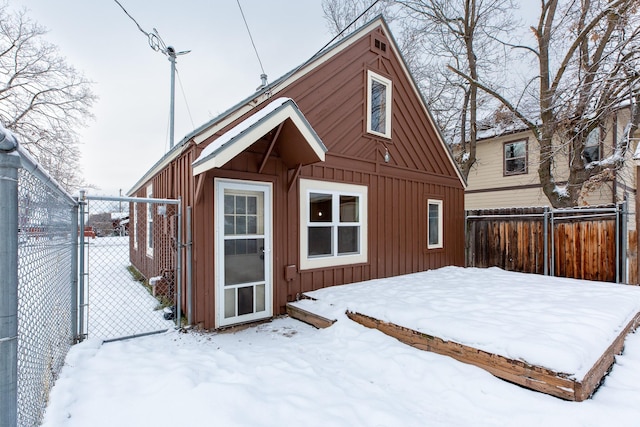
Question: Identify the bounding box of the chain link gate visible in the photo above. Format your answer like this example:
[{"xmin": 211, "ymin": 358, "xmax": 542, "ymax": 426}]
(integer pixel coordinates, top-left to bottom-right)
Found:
[{"xmin": 79, "ymin": 194, "xmax": 181, "ymax": 342}]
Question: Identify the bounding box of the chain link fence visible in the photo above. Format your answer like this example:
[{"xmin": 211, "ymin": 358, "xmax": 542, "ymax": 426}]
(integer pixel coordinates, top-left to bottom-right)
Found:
[
  {"xmin": 16, "ymin": 167, "xmax": 77, "ymax": 427},
  {"xmin": 1, "ymin": 136, "xmax": 79, "ymax": 427},
  {"xmin": 80, "ymin": 196, "xmax": 180, "ymax": 342},
  {"xmin": 1, "ymin": 131, "xmax": 183, "ymax": 426}
]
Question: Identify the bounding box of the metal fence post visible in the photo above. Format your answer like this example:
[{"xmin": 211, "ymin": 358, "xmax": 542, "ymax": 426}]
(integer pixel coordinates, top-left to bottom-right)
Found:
[
  {"xmin": 176, "ymin": 199, "xmax": 182, "ymax": 328},
  {"xmin": 550, "ymin": 208, "xmax": 555, "ymax": 277},
  {"xmin": 617, "ymin": 201, "xmax": 627, "ymax": 284},
  {"xmin": 186, "ymin": 206, "xmax": 193, "ymax": 326},
  {"xmin": 543, "ymin": 207, "xmax": 549, "ymax": 276},
  {"xmin": 0, "ymin": 131, "xmax": 20, "ymax": 427},
  {"xmin": 70, "ymin": 200, "xmax": 79, "ymax": 342},
  {"xmin": 78, "ymin": 190, "xmax": 86, "ymax": 341}
]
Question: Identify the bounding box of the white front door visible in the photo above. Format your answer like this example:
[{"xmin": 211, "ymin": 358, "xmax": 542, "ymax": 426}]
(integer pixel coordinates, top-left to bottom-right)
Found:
[{"xmin": 215, "ymin": 179, "xmax": 272, "ymax": 327}]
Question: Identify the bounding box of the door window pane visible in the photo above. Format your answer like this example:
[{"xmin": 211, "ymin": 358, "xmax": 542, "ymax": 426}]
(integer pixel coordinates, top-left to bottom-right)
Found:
[
  {"xmin": 224, "ymin": 289, "xmax": 235, "ymax": 318},
  {"xmin": 247, "ymin": 216, "xmax": 257, "ymax": 234},
  {"xmin": 225, "ymin": 238, "xmax": 265, "ymax": 285},
  {"xmin": 256, "ymin": 284, "xmax": 265, "ymax": 312},
  {"xmin": 224, "ymin": 215, "xmax": 234, "ymax": 235},
  {"xmin": 247, "ymin": 196, "xmax": 257, "ymax": 215},
  {"xmin": 236, "ymin": 196, "xmax": 246, "ymax": 214},
  {"xmin": 236, "ymin": 216, "xmax": 246, "ymax": 234},
  {"xmin": 224, "ymin": 195, "xmax": 234, "ymax": 214},
  {"xmin": 238, "ymin": 286, "xmax": 254, "ymax": 316}
]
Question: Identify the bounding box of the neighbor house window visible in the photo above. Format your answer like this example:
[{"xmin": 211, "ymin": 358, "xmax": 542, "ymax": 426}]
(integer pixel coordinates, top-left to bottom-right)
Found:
[
  {"xmin": 146, "ymin": 185, "xmax": 153, "ymax": 257},
  {"xmin": 504, "ymin": 139, "xmax": 527, "ymax": 175},
  {"xmin": 583, "ymin": 127, "xmax": 601, "ymax": 164},
  {"xmin": 367, "ymin": 70, "xmax": 392, "ymax": 138},
  {"xmin": 300, "ymin": 179, "xmax": 368, "ymax": 270},
  {"xmin": 427, "ymin": 199, "xmax": 443, "ymax": 249}
]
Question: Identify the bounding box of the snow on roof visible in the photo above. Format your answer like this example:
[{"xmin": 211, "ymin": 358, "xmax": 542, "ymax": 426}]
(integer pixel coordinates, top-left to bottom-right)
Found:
[
  {"xmin": 194, "ymin": 97, "xmax": 291, "ymax": 164},
  {"xmin": 191, "ymin": 97, "xmax": 326, "ymax": 175},
  {"xmin": 110, "ymin": 212, "xmax": 129, "ymax": 220}
]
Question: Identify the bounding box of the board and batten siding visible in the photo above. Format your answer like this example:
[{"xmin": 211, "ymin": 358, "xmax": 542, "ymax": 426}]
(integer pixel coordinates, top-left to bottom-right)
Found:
[{"xmin": 130, "ymin": 22, "xmax": 466, "ymax": 329}]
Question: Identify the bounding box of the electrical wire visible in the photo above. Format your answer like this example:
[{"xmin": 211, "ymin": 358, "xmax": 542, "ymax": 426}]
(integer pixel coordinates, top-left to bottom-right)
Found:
[
  {"xmin": 267, "ymin": 0, "xmax": 381, "ymax": 95},
  {"xmin": 236, "ymin": 0, "xmax": 267, "ymax": 81},
  {"xmin": 176, "ymin": 68, "xmax": 196, "ymax": 129},
  {"xmin": 112, "ymin": 0, "xmax": 150, "ymax": 37}
]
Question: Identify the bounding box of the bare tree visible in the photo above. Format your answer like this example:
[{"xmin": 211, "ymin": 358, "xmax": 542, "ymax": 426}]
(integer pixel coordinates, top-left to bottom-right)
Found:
[
  {"xmin": 0, "ymin": 4, "xmax": 96, "ymax": 192},
  {"xmin": 322, "ymin": 0, "xmax": 397, "ymax": 37},
  {"xmin": 450, "ymin": 0, "xmax": 640, "ymax": 207},
  {"xmin": 322, "ymin": 0, "xmax": 517, "ymax": 180},
  {"xmin": 395, "ymin": 0, "xmax": 517, "ymax": 179}
]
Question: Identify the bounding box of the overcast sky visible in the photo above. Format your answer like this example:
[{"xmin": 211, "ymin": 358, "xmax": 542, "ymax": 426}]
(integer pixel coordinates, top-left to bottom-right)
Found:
[{"xmin": 10, "ymin": 0, "xmax": 329, "ymax": 196}]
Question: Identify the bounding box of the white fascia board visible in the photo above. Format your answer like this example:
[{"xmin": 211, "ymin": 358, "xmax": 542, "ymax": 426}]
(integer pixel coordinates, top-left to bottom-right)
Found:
[{"xmin": 192, "ymin": 102, "xmax": 325, "ymax": 176}]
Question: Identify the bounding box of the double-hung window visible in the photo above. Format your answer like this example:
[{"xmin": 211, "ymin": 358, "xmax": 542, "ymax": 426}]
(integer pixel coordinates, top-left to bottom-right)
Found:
[
  {"xmin": 300, "ymin": 179, "xmax": 368, "ymax": 270},
  {"xmin": 367, "ymin": 70, "xmax": 392, "ymax": 138},
  {"xmin": 583, "ymin": 127, "xmax": 601, "ymax": 164},
  {"xmin": 504, "ymin": 139, "xmax": 527, "ymax": 175},
  {"xmin": 427, "ymin": 199, "xmax": 443, "ymax": 249}
]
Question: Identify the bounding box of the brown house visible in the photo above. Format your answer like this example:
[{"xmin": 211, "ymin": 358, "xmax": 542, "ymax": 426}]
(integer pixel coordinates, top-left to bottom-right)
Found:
[{"xmin": 127, "ymin": 16, "xmax": 466, "ymax": 329}]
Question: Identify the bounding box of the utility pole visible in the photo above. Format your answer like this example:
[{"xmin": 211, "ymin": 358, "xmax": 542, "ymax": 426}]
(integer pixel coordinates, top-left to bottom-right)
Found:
[
  {"xmin": 147, "ymin": 32, "xmax": 190, "ymax": 150},
  {"xmin": 112, "ymin": 1, "xmax": 189, "ymax": 150}
]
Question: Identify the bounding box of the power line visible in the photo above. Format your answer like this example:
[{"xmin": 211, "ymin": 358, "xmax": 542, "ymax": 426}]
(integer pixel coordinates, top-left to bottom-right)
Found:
[
  {"xmin": 268, "ymin": 0, "xmax": 381, "ymax": 95},
  {"xmin": 176, "ymin": 68, "xmax": 196, "ymax": 129},
  {"xmin": 236, "ymin": 0, "xmax": 268, "ymax": 84},
  {"xmin": 112, "ymin": 0, "xmax": 150, "ymax": 37},
  {"xmin": 112, "ymin": 0, "xmax": 190, "ymax": 150}
]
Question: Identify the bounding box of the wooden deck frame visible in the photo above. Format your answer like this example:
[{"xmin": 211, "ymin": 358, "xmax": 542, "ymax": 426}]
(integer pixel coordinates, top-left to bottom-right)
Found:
[
  {"xmin": 347, "ymin": 310, "xmax": 640, "ymax": 401},
  {"xmin": 286, "ymin": 302, "xmax": 336, "ymax": 329}
]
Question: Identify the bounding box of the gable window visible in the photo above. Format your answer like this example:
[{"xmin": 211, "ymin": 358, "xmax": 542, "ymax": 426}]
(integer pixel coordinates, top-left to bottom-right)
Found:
[
  {"xmin": 300, "ymin": 179, "xmax": 368, "ymax": 270},
  {"xmin": 504, "ymin": 139, "xmax": 527, "ymax": 175},
  {"xmin": 583, "ymin": 127, "xmax": 601, "ymax": 164},
  {"xmin": 367, "ymin": 70, "xmax": 392, "ymax": 138},
  {"xmin": 427, "ymin": 199, "xmax": 443, "ymax": 249},
  {"xmin": 146, "ymin": 185, "xmax": 153, "ymax": 257}
]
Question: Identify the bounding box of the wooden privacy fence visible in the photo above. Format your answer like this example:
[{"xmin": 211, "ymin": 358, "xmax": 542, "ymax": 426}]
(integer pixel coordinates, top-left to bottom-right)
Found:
[{"xmin": 466, "ymin": 204, "xmax": 632, "ymax": 283}]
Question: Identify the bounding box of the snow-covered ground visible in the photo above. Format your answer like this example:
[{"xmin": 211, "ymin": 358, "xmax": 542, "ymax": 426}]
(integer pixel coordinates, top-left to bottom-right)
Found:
[
  {"xmin": 84, "ymin": 236, "xmax": 173, "ymax": 340},
  {"xmin": 42, "ymin": 267, "xmax": 640, "ymax": 426}
]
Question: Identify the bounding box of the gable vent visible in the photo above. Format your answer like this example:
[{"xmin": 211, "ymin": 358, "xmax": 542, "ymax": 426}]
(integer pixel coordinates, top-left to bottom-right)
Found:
[{"xmin": 374, "ymin": 38, "xmax": 387, "ymax": 52}]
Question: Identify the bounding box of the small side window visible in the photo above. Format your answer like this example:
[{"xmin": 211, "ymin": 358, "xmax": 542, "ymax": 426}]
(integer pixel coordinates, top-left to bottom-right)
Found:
[{"xmin": 427, "ymin": 199, "xmax": 443, "ymax": 249}]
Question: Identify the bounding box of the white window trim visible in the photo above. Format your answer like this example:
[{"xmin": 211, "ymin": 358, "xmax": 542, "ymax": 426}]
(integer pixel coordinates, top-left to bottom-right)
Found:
[
  {"xmin": 366, "ymin": 70, "xmax": 392, "ymax": 139},
  {"xmin": 427, "ymin": 199, "xmax": 443, "ymax": 249},
  {"xmin": 146, "ymin": 185, "xmax": 153, "ymax": 258},
  {"xmin": 300, "ymin": 179, "xmax": 368, "ymax": 270}
]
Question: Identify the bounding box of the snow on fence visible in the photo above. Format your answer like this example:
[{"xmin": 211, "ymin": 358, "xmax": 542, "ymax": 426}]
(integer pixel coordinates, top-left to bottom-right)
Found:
[
  {"xmin": 1, "ymin": 132, "xmax": 78, "ymax": 427},
  {"xmin": 465, "ymin": 204, "xmax": 632, "ymax": 284}
]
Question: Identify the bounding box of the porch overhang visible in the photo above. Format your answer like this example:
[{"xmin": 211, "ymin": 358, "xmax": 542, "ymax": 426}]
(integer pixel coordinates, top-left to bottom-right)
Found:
[{"xmin": 192, "ymin": 97, "xmax": 327, "ymax": 176}]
